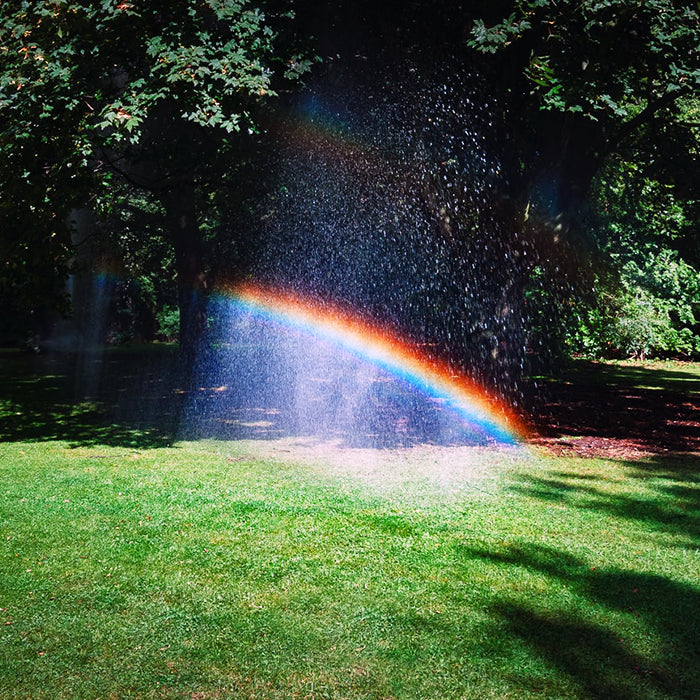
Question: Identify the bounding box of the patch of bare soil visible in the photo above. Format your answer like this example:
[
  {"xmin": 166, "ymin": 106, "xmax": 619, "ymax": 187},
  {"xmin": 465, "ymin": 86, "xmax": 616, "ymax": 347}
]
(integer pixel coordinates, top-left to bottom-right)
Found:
[
  {"xmin": 527, "ymin": 435, "xmax": 663, "ymax": 459},
  {"xmin": 523, "ymin": 364, "xmax": 700, "ymax": 459},
  {"xmin": 240, "ymin": 437, "xmax": 524, "ymax": 494}
]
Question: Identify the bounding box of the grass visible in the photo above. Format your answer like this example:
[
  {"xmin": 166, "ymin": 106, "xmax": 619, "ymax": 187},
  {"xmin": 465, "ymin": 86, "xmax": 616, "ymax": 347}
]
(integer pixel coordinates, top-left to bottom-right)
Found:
[
  {"xmin": 0, "ymin": 351, "xmax": 699, "ymax": 698},
  {"xmin": 557, "ymin": 358, "xmax": 700, "ymax": 394}
]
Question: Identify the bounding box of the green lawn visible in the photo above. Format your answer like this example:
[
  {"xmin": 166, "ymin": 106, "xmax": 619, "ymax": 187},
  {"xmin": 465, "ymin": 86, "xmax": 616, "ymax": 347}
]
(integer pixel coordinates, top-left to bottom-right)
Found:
[{"xmin": 0, "ymin": 352, "xmax": 698, "ymax": 698}]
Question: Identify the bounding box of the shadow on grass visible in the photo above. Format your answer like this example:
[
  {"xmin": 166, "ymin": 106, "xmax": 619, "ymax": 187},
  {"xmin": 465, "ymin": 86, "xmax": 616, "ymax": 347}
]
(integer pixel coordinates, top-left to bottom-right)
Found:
[
  {"xmin": 0, "ymin": 346, "xmax": 511, "ymax": 449},
  {"xmin": 4, "ymin": 350, "xmax": 698, "ymax": 452},
  {"xmin": 531, "ymin": 359, "xmax": 700, "ymax": 394},
  {"xmin": 0, "ymin": 348, "xmax": 180, "ymax": 448},
  {"xmin": 510, "ymin": 453, "xmax": 700, "ymax": 546},
  {"xmin": 460, "ymin": 453, "xmax": 700, "ymax": 698},
  {"xmin": 525, "ymin": 359, "xmax": 700, "ymax": 452},
  {"xmin": 462, "ymin": 541, "xmax": 700, "ymax": 699}
]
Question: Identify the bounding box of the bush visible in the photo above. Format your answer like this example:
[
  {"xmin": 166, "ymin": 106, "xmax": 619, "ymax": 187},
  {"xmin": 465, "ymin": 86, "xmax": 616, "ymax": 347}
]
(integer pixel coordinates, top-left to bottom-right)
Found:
[{"xmin": 156, "ymin": 305, "xmax": 179, "ymax": 342}]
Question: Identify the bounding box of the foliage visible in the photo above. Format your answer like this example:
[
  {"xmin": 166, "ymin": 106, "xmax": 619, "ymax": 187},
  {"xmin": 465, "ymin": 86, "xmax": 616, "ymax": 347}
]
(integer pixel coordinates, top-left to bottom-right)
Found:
[
  {"xmin": 2, "ymin": 0, "xmax": 697, "ymax": 374},
  {"xmin": 0, "ymin": 203, "xmax": 72, "ymax": 346},
  {"xmin": 0, "ymin": 0, "xmax": 314, "ymax": 353},
  {"xmin": 469, "ymin": 1, "xmax": 700, "ymax": 362},
  {"xmin": 468, "ymin": 0, "xmax": 700, "ymax": 123},
  {"xmin": 573, "ymin": 277, "xmax": 700, "ymax": 362},
  {"xmin": 587, "ymin": 286, "xmax": 692, "ymax": 360},
  {"xmin": 0, "ymin": 0, "xmax": 311, "ymax": 149},
  {"xmin": 565, "ymin": 155, "xmax": 700, "ymax": 360},
  {"xmin": 155, "ymin": 305, "xmax": 180, "ymax": 341},
  {"xmin": 467, "ymin": 0, "xmax": 700, "ymax": 221},
  {"xmin": 99, "ymin": 187, "xmax": 178, "ymax": 343}
]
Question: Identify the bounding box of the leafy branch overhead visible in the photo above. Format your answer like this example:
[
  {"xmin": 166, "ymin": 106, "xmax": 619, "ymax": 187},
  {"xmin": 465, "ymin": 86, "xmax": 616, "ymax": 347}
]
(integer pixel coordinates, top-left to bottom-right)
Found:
[
  {"xmin": 468, "ymin": 0, "xmax": 700, "ymax": 125},
  {"xmin": 0, "ymin": 0, "xmax": 315, "ymax": 348},
  {"xmin": 467, "ymin": 0, "xmax": 700, "ymax": 361},
  {"xmin": 0, "ymin": 0, "xmax": 314, "ymax": 153}
]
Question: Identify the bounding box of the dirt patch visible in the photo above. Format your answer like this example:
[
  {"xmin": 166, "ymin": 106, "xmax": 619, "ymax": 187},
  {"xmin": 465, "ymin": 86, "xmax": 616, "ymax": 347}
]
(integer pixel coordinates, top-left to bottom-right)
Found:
[
  {"xmin": 527, "ymin": 435, "xmax": 664, "ymax": 459},
  {"xmin": 237, "ymin": 437, "xmax": 524, "ymax": 495},
  {"xmin": 523, "ymin": 361, "xmax": 700, "ymax": 459}
]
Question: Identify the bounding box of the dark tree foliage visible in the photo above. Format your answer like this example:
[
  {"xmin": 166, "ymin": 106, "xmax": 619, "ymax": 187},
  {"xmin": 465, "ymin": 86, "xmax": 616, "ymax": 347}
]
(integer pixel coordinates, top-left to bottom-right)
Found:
[
  {"xmin": 0, "ymin": 0, "xmax": 312, "ymax": 363},
  {"xmin": 467, "ymin": 0, "xmax": 699, "ymax": 212},
  {"xmin": 2, "ymin": 0, "xmax": 697, "ymax": 371},
  {"xmin": 467, "ymin": 0, "xmax": 700, "ymax": 360}
]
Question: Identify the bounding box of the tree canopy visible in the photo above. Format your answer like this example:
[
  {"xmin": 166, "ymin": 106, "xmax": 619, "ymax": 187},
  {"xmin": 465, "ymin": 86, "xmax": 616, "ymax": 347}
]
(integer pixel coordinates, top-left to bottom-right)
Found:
[
  {"xmin": 0, "ymin": 0, "xmax": 312, "ymax": 359},
  {"xmin": 1, "ymin": 0, "xmax": 698, "ymax": 372},
  {"xmin": 466, "ymin": 0, "xmax": 700, "ymax": 361},
  {"xmin": 468, "ymin": 0, "xmax": 700, "ymax": 215}
]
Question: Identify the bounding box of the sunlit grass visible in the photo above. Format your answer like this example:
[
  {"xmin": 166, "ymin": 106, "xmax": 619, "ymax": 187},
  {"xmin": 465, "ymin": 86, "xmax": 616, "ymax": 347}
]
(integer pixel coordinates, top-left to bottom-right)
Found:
[{"xmin": 1, "ymin": 438, "xmax": 698, "ymax": 699}]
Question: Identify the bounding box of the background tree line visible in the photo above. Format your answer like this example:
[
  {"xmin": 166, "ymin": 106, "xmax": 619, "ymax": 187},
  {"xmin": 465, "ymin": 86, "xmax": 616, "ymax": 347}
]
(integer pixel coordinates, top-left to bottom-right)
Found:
[{"xmin": 1, "ymin": 1, "xmax": 698, "ymax": 384}]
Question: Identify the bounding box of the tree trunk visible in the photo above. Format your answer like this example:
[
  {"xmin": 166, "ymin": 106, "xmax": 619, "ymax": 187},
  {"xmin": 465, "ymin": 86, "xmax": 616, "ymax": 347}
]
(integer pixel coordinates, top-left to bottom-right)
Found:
[
  {"xmin": 163, "ymin": 181, "xmax": 207, "ymax": 383},
  {"xmin": 526, "ymin": 113, "xmax": 603, "ymax": 231}
]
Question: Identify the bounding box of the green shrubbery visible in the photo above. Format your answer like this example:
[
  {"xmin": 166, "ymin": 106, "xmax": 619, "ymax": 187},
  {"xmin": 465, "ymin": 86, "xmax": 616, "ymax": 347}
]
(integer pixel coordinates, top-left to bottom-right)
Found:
[
  {"xmin": 577, "ymin": 285, "xmax": 699, "ymax": 361},
  {"xmin": 155, "ymin": 305, "xmax": 180, "ymax": 342},
  {"xmin": 536, "ymin": 158, "xmax": 700, "ymax": 362}
]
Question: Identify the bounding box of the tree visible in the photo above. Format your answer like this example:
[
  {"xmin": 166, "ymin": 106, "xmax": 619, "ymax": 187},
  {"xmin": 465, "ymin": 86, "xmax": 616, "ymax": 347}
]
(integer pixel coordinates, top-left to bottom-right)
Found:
[
  {"xmin": 0, "ymin": 0, "xmax": 312, "ymax": 365},
  {"xmin": 468, "ymin": 1, "xmax": 699, "ymax": 218},
  {"xmin": 468, "ymin": 0, "xmax": 700, "ymax": 362},
  {"xmin": 567, "ymin": 154, "xmax": 700, "ymax": 359}
]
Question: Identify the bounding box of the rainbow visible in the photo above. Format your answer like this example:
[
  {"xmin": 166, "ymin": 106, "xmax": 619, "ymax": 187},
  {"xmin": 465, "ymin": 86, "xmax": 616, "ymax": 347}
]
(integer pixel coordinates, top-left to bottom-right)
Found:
[{"xmin": 220, "ymin": 282, "xmax": 526, "ymax": 445}]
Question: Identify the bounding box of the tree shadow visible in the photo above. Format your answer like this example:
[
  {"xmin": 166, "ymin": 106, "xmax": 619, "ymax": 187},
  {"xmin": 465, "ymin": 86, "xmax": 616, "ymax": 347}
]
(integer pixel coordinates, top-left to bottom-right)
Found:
[
  {"xmin": 541, "ymin": 359, "xmax": 700, "ymax": 393},
  {"xmin": 494, "ymin": 601, "xmax": 692, "ymax": 700},
  {"xmin": 176, "ymin": 382, "xmax": 499, "ymax": 448},
  {"xmin": 0, "ymin": 346, "xmax": 505, "ymax": 449},
  {"xmin": 0, "ymin": 349, "xmax": 179, "ymax": 448},
  {"xmin": 524, "ymin": 359, "xmax": 700, "ymax": 452},
  {"xmin": 456, "ymin": 451, "xmax": 700, "ymax": 698},
  {"xmin": 461, "ymin": 541, "xmax": 700, "ymax": 699},
  {"xmin": 173, "ymin": 339, "xmax": 512, "ymax": 448},
  {"xmin": 508, "ymin": 453, "xmax": 700, "ymax": 546}
]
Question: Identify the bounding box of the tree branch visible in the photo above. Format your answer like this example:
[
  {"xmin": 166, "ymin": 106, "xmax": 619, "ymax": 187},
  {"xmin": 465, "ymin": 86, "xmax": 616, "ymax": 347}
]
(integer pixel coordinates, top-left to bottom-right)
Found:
[
  {"xmin": 608, "ymin": 87, "xmax": 689, "ymax": 153},
  {"xmin": 95, "ymin": 145, "xmax": 172, "ymax": 193}
]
